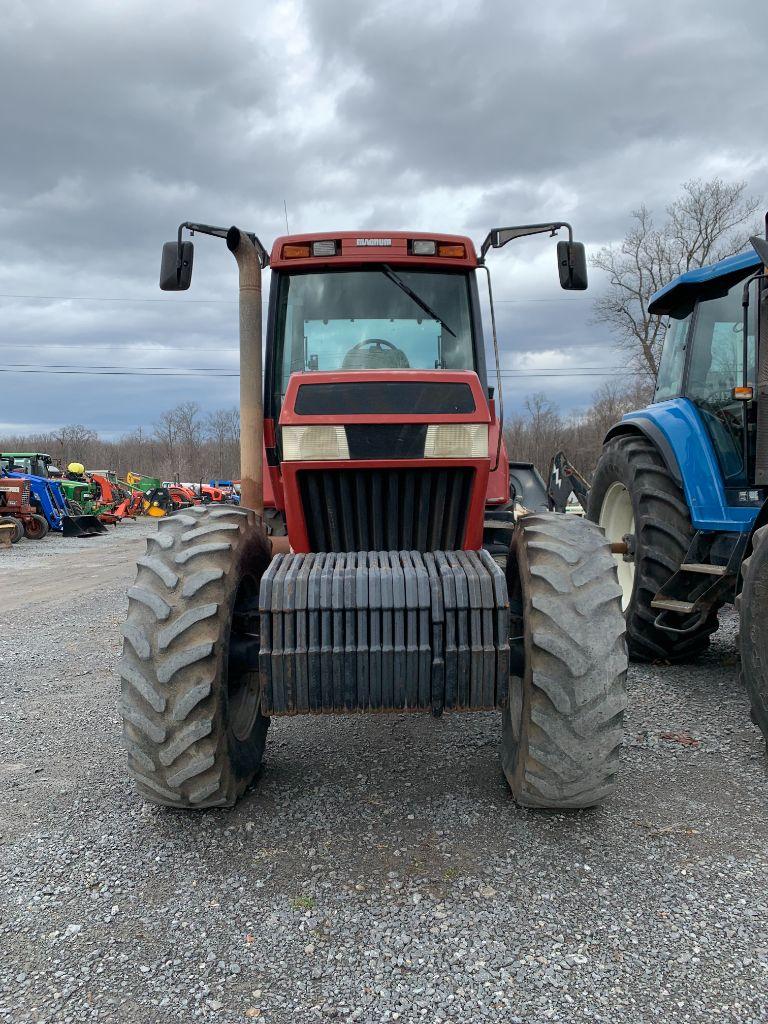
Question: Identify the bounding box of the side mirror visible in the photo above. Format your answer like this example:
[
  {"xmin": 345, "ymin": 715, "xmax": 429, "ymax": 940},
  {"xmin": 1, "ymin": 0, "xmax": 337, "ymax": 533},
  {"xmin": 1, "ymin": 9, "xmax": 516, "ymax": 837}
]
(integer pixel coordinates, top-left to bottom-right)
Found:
[
  {"xmin": 557, "ymin": 240, "xmax": 588, "ymax": 290},
  {"xmin": 159, "ymin": 241, "xmax": 194, "ymax": 291}
]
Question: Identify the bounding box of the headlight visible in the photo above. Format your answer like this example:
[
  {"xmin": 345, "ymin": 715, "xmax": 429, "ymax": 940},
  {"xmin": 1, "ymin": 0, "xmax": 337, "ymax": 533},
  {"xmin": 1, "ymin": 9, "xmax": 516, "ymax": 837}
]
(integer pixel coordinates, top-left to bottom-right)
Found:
[
  {"xmin": 424, "ymin": 423, "xmax": 488, "ymax": 458},
  {"xmin": 282, "ymin": 425, "xmax": 350, "ymax": 461}
]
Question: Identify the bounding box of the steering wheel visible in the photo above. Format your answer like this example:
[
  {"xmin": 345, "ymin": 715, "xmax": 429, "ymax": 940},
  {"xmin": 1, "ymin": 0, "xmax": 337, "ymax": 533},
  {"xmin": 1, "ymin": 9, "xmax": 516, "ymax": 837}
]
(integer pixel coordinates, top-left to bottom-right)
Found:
[
  {"xmin": 341, "ymin": 337, "xmax": 410, "ymax": 370},
  {"xmin": 349, "ymin": 338, "xmax": 400, "ymax": 353}
]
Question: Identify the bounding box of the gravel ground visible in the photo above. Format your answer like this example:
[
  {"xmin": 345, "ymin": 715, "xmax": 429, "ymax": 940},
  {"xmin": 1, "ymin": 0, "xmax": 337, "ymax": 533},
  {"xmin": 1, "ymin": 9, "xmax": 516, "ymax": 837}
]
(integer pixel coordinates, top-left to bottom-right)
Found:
[
  {"xmin": 1, "ymin": 524, "xmax": 768, "ymax": 1023},
  {"xmin": 1, "ymin": 523, "xmax": 130, "ymax": 560}
]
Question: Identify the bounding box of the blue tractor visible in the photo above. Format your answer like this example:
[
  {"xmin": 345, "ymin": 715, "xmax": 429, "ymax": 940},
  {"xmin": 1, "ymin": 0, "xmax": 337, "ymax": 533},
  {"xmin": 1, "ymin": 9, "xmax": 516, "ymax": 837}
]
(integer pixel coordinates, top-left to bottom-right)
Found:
[
  {"xmin": 0, "ymin": 454, "xmax": 105, "ymax": 537},
  {"xmin": 585, "ymin": 229, "xmax": 768, "ymax": 738}
]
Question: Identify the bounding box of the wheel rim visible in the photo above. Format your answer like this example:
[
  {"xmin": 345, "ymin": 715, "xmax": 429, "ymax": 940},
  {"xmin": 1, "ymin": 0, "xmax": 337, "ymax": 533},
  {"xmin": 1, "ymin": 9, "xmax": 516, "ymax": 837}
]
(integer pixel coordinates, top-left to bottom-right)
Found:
[
  {"xmin": 26, "ymin": 517, "xmax": 45, "ymax": 539},
  {"xmin": 599, "ymin": 481, "xmax": 635, "ymax": 611},
  {"xmin": 227, "ymin": 574, "xmax": 261, "ymax": 742}
]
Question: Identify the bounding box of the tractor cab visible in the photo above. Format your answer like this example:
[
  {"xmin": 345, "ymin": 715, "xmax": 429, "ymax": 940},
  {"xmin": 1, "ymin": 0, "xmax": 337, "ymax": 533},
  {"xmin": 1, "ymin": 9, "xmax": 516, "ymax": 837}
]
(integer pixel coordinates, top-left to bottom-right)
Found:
[
  {"xmin": 1, "ymin": 452, "xmax": 55, "ymax": 478},
  {"xmin": 650, "ymin": 249, "xmax": 763, "ymax": 495},
  {"xmin": 263, "ymin": 233, "xmax": 493, "ymax": 552}
]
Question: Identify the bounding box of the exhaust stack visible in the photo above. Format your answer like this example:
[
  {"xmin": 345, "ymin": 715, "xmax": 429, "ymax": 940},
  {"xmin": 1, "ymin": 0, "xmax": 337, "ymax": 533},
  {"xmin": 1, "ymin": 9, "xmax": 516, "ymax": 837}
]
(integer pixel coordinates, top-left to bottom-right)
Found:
[{"xmin": 227, "ymin": 227, "xmax": 264, "ymax": 516}]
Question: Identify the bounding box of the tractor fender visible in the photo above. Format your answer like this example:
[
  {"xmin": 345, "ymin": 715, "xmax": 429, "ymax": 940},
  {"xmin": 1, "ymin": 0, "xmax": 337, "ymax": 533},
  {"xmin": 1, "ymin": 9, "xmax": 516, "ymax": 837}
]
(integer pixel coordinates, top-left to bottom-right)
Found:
[
  {"xmin": 603, "ymin": 399, "xmax": 756, "ymax": 533},
  {"xmin": 604, "ymin": 417, "xmax": 682, "ymax": 486}
]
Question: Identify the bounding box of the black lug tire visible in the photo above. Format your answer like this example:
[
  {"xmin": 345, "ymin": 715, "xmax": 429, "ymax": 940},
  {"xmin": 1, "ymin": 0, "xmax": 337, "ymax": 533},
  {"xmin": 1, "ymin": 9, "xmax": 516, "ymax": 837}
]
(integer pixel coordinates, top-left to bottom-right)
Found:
[
  {"xmin": 68, "ymin": 501, "xmax": 84, "ymax": 516},
  {"xmin": 588, "ymin": 434, "xmax": 720, "ymax": 662},
  {"xmin": 502, "ymin": 512, "xmax": 628, "ymax": 808},
  {"xmin": 738, "ymin": 524, "xmax": 768, "ymax": 744},
  {"xmin": 0, "ymin": 516, "xmax": 24, "ymax": 543},
  {"xmin": 24, "ymin": 513, "xmax": 50, "ymax": 540},
  {"xmin": 119, "ymin": 505, "xmax": 273, "ymax": 808}
]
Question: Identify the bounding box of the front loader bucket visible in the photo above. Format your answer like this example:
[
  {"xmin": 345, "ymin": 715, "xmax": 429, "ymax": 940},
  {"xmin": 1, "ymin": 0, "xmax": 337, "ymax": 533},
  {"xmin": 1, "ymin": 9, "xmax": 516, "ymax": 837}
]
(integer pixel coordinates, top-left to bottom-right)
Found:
[
  {"xmin": 77, "ymin": 514, "xmax": 108, "ymax": 535},
  {"xmin": 61, "ymin": 514, "xmax": 107, "ymax": 537}
]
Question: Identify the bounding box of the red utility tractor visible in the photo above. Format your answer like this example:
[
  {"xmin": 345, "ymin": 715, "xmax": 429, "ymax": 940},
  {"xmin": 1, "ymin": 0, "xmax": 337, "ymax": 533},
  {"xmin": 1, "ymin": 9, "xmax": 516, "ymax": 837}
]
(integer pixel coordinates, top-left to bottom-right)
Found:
[
  {"xmin": 0, "ymin": 476, "xmax": 49, "ymax": 539},
  {"xmin": 120, "ymin": 222, "xmax": 627, "ymax": 812}
]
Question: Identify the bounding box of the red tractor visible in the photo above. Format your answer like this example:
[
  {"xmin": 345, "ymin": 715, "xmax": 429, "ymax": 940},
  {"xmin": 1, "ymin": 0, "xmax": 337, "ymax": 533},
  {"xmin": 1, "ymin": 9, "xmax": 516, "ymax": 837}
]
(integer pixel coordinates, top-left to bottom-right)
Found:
[
  {"xmin": 120, "ymin": 222, "xmax": 627, "ymax": 811},
  {"xmin": 0, "ymin": 476, "xmax": 49, "ymax": 540}
]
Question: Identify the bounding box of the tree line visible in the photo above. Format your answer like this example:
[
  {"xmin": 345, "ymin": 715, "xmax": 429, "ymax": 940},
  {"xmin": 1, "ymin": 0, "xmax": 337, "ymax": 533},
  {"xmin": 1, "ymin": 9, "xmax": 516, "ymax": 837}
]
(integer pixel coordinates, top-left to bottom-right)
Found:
[
  {"xmin": 0, "ymin": 382, "xmax": 652, "ymax": 486},
  {"xmin": 0, "ymin": 402, "xmax": 241, "ymax": 483},
  {"xmin": 503, "ymin": 379, "xmax": 654, "ymax": 480}
]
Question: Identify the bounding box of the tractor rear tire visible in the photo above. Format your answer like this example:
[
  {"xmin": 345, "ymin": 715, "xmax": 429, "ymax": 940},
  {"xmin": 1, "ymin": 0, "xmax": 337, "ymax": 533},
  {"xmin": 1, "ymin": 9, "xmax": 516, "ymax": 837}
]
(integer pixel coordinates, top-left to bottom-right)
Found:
[
  {"xmin": 24, "ymin": 514, "xmax": 49, "ymax": 540},
  {"xmin": 588, "ymin": 434, "xmax": 720, "ymax": 662},
  {"xmin": 119, "ymin": 505, "xmax": 273, "ymax": 808},
  {"xmin": 738, "ymin": 524, "xmax": 768, "ymax": 744},
  {"xmin": 502, "ymin": 513, "xmax": 628, "ymax": 808},
  {"xmin": 0, "ymin": 516, "xmax": 24, "ymax": 543}
]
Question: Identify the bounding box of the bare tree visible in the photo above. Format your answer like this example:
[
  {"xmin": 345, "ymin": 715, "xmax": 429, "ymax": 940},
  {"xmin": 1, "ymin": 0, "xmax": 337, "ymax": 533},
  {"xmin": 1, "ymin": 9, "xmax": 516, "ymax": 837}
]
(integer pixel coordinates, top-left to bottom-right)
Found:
[
  {"xmin": 52, "ymin": 424, "xmax": 99, "ymax": 470},
  {"xmin": 504, "ymin": 393, "xmax": 566, "ymax": 473},
  {"xmin": 153, "ymin": 410, "xmax": 180, "ymax": 481},
  {"xmin": 173, "ymin": 401, "xmax": 204, "ymax": 480},
  {"xmin": 593, "ymin": 178, "xmax": 760, "ymax": 383},
  {"xmin": 206, "ymin": 407, "xmax": 240, "ymax": 479}
]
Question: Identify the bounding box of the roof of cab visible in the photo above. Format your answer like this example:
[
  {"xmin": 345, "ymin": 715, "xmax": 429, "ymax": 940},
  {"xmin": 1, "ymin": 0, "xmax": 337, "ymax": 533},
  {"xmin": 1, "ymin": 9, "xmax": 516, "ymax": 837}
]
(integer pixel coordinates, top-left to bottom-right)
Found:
[
  {"xmin": 269, "ymin": 231, "xmax": 478, "ymax": 270},
  {"xmin": 648, "ymin": 249, "xmax": 762, "ymax": 315}
]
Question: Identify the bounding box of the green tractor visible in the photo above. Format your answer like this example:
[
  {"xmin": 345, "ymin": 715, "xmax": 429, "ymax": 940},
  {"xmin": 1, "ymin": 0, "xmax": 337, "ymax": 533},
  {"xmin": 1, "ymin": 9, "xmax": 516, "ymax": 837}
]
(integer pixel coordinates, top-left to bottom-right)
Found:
[{"xmin": 60, "ymin": 463, "xmax": 105, "ymax": 518}]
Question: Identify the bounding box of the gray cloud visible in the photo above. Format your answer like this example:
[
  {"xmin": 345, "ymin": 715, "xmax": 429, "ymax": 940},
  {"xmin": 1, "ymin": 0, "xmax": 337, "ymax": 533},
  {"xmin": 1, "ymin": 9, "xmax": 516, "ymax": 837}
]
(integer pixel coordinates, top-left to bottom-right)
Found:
[{"xmin": 0, "ymin": 0, "xmax": 765, "ymax": 435}]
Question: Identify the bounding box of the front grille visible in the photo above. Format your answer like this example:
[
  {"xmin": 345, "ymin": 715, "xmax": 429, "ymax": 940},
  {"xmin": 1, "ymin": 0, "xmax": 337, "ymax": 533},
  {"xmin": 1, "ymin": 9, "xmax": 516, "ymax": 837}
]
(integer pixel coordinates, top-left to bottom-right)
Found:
[{"xmin": 298, "ymin": 467, "xmax": 473, "ymax": 552}]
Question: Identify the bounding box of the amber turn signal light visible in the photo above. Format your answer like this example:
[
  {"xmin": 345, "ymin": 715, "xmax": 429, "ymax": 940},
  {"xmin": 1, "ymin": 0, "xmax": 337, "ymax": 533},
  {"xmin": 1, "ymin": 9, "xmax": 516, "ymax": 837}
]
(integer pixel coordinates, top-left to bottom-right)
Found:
[
  {"xmin": 282, "ymin": 244, "xmax": 311, "ymax": 259},
  {"xmin": 437, "ymin": 243, "xmax": 466, "ymax": 258},
  {"xmin": 733, "ymin": 386, "xmax": 754, "ymax": 401}
]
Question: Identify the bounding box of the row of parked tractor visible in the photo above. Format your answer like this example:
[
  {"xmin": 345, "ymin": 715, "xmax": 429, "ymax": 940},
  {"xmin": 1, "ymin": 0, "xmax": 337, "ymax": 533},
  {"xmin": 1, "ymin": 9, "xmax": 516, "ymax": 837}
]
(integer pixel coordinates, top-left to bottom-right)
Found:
[{"xmin": 0, "ymin": 451, "xmax": 241, "ymax": 544}]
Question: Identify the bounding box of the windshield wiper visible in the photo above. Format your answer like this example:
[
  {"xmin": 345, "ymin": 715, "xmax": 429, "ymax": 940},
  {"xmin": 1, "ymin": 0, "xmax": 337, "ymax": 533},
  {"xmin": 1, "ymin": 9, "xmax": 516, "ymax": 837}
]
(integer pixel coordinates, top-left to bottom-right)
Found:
[{"xmin": 381, "ymin": 265, "xmax": 456, "ymax": 338}]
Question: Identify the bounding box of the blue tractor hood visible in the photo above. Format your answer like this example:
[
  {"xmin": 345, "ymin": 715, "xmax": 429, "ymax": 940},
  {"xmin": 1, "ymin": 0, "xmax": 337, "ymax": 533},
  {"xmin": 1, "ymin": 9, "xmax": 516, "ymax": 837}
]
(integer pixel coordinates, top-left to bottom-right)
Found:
[{"xmin": 648, "ymin": 249, "xmax": 762, "ymax": 316}]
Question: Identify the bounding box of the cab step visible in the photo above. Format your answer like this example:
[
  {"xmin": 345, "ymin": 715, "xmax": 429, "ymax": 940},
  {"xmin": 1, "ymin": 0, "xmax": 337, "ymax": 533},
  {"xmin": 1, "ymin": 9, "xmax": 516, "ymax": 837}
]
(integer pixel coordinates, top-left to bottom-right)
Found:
[
  {"xmin": 679, "ymin": 563, "xmax": 729, "ymax": 576},
  {"xmin": 651, "ymin": 597, "xmax": 697, "ymax": 614},
  {"xmin": 650, "ymin": 531, "xmax": 748, "ymax": 635}
]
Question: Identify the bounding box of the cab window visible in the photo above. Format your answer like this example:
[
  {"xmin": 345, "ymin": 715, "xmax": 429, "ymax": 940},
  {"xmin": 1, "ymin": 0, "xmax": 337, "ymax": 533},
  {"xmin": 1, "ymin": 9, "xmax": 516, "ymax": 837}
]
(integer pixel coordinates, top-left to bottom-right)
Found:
[
  {"xmin": 654, "ymin": 309, "xmax": 691, "ymax": 402},
  {"xmin": 684, "ymin": 276, "xmax": 756, "ymax": 485}
]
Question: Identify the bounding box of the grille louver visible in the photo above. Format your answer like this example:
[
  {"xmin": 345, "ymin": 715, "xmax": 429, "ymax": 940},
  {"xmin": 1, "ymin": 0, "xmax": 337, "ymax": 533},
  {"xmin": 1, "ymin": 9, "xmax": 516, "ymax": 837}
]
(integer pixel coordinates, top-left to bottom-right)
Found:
[{"xmin": 298, "ymin": 467, "xmax": 472, "ymax": 552}]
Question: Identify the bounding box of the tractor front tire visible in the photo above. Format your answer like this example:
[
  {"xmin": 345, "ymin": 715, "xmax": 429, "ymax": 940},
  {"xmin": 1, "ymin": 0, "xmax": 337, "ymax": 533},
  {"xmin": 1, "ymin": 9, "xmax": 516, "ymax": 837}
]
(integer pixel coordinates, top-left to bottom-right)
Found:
[
  {"xmin": 0, "ymin": 516, "xmax": 24, "ymax": 543},
  {"xmin": 24, "ymin": 514, "xmax": 49, "ymax": 540},
  {"xmin": 502, "ymin": 513, "xmax": 628, "ymax": 808},
  {"xmin": 739, "ymin": 524, "xmax": 768, "ymax": 744},
  {"xmin": 588, "ymin": 434, "xmax": 720, "ymax": 662},
  {"xmin": 119, "ymin": 505, "xmax": 272, "ymax": 808}
]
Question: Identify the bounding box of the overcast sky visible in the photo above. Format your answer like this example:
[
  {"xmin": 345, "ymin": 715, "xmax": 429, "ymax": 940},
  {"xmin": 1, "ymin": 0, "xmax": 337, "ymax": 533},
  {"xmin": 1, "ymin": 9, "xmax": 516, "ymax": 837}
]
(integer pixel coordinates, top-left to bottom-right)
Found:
[{"xmin": 1, "ymin": 0, "xmax": 765, "ymax": 437}]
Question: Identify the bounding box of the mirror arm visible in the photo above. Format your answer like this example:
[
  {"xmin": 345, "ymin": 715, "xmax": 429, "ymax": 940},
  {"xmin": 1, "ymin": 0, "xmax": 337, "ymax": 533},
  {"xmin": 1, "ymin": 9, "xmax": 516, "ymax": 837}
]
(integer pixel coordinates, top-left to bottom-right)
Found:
[
  {"xmin": 176, "ymin": 221, "xmax": 270, "ymax": 267},
  {"xmin": 479, "ymin": 221, "xmax": 573, "ymax": 261}
]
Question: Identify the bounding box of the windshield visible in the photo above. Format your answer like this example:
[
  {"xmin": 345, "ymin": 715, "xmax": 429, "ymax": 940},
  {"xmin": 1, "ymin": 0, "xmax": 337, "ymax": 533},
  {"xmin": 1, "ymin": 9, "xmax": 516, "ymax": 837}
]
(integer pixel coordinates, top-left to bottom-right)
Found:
[{"xmin": 274, "ymin": 268, "xmax": 476, "ymax": 399}]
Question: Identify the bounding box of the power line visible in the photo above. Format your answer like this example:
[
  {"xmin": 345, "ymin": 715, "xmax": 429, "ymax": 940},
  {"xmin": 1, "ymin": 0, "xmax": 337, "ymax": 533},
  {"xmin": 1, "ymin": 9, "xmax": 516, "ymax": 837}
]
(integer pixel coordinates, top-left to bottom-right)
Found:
[
  {"xmin": 0, "ymin": 292, "xmax": 579, "ymax": 305},
  {"xmin": 3, "ymin": 360, "xmax": 624, "ymax": 373},
  {"xmin": 0, "ymin": 368, "xmax": 237, "ymax": 377},
  {"xmin": 0, "ymin": 293, "xmax": 238, "ymax": 304},
  {"xmin": 0, "ymin": 365, "xmax": 624, "ymax": 379},
  {"xmin": 4, "ymin": 361, "xmax": 237, "ymax": 372}
]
